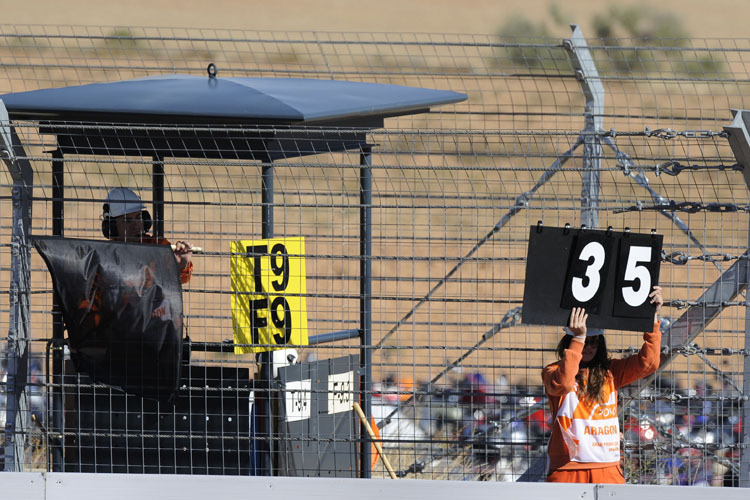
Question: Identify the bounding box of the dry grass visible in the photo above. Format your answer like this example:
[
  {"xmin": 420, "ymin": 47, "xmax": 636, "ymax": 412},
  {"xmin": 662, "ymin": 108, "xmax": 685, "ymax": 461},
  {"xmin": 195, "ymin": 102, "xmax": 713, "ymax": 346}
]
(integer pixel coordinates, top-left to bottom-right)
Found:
[{"xmin": 0, "ymin": 1, "xmax": 744, "ymax": 39}]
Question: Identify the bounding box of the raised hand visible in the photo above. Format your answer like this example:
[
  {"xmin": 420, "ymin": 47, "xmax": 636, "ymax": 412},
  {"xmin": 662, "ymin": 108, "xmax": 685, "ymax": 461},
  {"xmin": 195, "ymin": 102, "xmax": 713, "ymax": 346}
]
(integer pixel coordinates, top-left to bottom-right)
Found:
[
  {"xmin": 568, "ymin": 306, "xmax": 588, "ymax": 339},
  {"xmin": 649, "ymin": 285, "xmax": 663, "ymax": 322},
  {"xmin": 172, "ymin": 241, "xmax": 193, "ymax": 271},
  {"xmin": 648, "ymin": 285, "xmax": 663, "ymax": 311}
]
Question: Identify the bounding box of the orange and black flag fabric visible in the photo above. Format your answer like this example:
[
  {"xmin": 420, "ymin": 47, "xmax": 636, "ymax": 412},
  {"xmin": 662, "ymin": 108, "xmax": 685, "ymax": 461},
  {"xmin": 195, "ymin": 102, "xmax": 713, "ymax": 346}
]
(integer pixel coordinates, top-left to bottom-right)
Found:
[{"xmin": 33, "ymin": 236, "xmax": 184, "ymax": 403}]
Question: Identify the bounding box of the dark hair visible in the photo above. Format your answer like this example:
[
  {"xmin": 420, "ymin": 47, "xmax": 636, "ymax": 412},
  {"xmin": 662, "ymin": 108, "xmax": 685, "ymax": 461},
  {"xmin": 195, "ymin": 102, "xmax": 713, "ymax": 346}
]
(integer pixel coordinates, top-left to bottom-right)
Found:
[
  {"xmin": 101, "ymin": 204, "xmax": 153, "ymax": 238},
  {"xmin": 556, "ymin": 334, "xmax": 612, "ymax": 404}
]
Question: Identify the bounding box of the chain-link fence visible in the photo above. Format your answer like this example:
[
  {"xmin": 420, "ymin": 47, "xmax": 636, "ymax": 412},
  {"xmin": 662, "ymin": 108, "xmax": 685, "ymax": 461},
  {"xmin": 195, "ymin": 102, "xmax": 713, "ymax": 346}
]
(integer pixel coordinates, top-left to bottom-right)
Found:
[{"xmin": 0, "ymin": 25, "xmax": 748, "ymax": 486}]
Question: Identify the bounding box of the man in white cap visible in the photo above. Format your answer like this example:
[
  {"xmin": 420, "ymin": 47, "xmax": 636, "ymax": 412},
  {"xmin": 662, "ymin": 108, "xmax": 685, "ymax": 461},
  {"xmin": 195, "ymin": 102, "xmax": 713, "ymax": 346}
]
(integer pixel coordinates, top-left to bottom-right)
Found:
[
  {"xmin": 102, "ymin": 187, "xmax": 194, "ymax": 284},
  {"xmin": 542, "ymin": 286, "xmax": 663, "ymax": 484}
]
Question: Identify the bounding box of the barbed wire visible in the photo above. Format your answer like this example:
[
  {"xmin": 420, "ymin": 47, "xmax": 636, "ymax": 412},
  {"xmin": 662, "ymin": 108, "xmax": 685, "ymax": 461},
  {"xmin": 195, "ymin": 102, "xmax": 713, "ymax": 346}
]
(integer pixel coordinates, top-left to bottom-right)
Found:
[
  {"xmin": 664, "ymin": 300, "xmax": 746, "ymax": 310},
  {"xmin": 598, "ymin": 127, "xmax": 728, "ymax": 140},
  {"xmin": 663, "ymin": 345, "xmax": 750, "ymax": 357},
  {"xmin": 640, "ymin": 127, "xmax": 728, "ymax": 140},
  {"xmin": 611, "ymin": 160, "xmax": 743, "ymax": 177},
  {"xmin": 623, "ymin": 442, "xmax": 746, "ymax": 452},
  {"xmin": 614, "ymin": 200, "xmax": 750, "ymax": 214},
  {"xmin": 661, "ymin": 251, "xmax": 743, "ymax": 265},
  {"xmin": 636, "ymin": 393, "xmax": 747, "ymax": 403},
  {"xmin": 651, "ymin": 160, "xmax": 742, "ymax": 177}
]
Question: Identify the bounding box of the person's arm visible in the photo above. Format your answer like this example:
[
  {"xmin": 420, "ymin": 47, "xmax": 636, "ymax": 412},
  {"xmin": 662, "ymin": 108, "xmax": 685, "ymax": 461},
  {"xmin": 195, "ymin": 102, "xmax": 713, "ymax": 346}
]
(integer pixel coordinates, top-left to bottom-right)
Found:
[
  {"xmin": 542, "ymin": 307, "xmax": 586, "ymax": 396},
  {"xmin": 156, "ymin": 237, "xmax": 194, "ymax": 284},
  {"xmin": 172, "ymin": 241, "xmax": 193, "ymax": 284},
  {"xmin": 542, "ymin": 344, "xmax": 584, "ymax": 396},
  {"xmin": 612, "ymin": 286, "xmax": 663, "ymax": 388}
]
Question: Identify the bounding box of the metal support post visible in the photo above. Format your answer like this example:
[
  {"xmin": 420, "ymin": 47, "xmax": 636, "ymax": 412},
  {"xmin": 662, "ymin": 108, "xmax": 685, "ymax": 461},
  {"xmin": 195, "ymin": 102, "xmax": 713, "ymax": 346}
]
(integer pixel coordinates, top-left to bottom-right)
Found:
[
  {"xmin": 262, "ymin": 164, "xmax": 274, "ymax": 238},
  {"xmin": 51, "ymin": 148, "xmax": 64, "ymax": 471},
  {"xmin": 152, "ymin": 155, "xmax": 165, "ymax": 238},
  {"xmin": 722, "ymin": 109, "xmax": 750, "ymax": 487},
  {"xmin": 359, "ymin": 146, "xmax": 373, "ymax": 478},
  {"xmin": 743, "ymin": 225, "xmax": 750, "ymax": 488},
  {"xmin": 0, "ymin": 101, "xmax": 33, "ymax": 471},
  {"xmin": 256, "ymin": 162, "xmax": 275, "ymax": 475},
  {"xmin": 565, "ymin": 24, "xmax": 604, "ymax": 229},
  {"xmin": 725, "ymin": 109, "xmax": 750, "ymax": 192},
  {"xmin": 704, "ymin": 109, "xmax": 750, "ymax": 488}
]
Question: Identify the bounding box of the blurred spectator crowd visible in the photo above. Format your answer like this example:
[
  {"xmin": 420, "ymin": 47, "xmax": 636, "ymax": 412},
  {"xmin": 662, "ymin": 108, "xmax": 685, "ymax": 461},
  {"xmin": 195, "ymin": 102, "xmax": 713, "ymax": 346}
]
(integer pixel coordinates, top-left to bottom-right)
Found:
[{"xmin": 371, "ymin": 370, "xmax": 743, "ymax": 485}]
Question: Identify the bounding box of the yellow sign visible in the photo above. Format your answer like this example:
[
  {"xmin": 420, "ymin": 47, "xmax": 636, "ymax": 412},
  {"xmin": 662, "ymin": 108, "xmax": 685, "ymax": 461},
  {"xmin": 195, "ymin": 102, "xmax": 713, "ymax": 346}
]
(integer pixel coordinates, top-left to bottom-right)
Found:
[{"xmin": 231, "ymin": 237, "xmax": 308, "ymax": 354}]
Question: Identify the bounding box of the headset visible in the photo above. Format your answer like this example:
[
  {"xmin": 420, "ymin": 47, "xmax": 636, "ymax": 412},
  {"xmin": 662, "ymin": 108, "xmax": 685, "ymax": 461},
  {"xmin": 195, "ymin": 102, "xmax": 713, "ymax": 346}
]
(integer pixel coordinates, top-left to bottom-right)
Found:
[{"xmin": 101, "ymin": 203, "xmax": 153, "ymax": 239}]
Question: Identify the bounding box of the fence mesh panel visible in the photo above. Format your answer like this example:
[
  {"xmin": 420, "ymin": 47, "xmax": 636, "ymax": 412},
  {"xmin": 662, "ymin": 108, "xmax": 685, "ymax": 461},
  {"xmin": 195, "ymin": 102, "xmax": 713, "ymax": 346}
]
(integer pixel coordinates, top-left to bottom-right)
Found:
[{"xmin": 0, "ymin": 25, "xmax": 748, "ymax": 485}]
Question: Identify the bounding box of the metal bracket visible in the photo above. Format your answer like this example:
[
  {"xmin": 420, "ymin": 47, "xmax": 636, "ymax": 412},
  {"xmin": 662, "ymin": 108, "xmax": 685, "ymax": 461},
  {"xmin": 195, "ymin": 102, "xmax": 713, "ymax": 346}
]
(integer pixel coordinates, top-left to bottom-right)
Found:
[
  {"xmin": 0, "ymin": 100, "xmax": 13, "ymax": 162},
  {"xmin": 564, "ymin": 25, "xmax": 605, "ymax": 128},
  {"xmin": 723, "ymin": 108, "xmax": 750, "ymax": 190},
  {"xmin": 565, "ymin": 24, "xmax": 604, "ymax": 230}
]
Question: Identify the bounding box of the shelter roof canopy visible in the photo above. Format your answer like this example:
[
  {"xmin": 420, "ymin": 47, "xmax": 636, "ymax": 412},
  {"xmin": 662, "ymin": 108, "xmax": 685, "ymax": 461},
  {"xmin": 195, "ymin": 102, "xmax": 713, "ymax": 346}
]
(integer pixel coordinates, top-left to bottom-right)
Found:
[{"xmin": 0, "ymin": 75, "xmax": 467, "ymax": 126}]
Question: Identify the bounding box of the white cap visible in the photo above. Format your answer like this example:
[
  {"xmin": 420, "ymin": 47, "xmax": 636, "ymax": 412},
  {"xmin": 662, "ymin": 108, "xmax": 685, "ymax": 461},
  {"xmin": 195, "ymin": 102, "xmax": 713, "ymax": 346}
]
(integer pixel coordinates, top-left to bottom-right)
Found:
[
  {"xmin": 564, "ymin": 327, "xmax": 605, "ymax": 337},
  {"xmin": 105, "ymin": 187, "xmax": 145, "ymax": 218}
]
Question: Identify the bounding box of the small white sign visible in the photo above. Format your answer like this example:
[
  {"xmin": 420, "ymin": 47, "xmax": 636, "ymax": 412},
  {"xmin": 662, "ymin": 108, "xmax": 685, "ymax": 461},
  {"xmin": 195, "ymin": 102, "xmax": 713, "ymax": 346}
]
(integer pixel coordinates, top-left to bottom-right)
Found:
[
  {"xmin": 285, "ymin": 379, "xmax": 312, "ymax": 422},
  {"xmin": 328, "ymin": 371, "xmax": 354, "ymax": 414}
]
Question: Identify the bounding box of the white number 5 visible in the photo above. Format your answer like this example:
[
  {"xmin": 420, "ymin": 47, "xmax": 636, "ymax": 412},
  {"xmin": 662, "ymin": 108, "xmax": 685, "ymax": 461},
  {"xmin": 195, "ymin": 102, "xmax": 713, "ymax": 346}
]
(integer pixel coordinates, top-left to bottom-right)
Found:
[
  {"xmin": 572, "ymin": 241, "xmax": 605, "ymax": 302},
  {"xmin": 622, "ymin": 246, "xmax": 651, "ymax": 307}
]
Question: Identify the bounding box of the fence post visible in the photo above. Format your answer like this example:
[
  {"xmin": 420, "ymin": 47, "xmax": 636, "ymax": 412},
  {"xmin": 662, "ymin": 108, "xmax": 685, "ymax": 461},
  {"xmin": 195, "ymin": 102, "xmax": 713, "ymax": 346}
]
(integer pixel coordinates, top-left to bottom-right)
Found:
[
  {"xmin": 723, "ymin": 108, "xmax": 750, "ymax": 487},
  {"xmin": 0, "ymin": 102, "xmax": 33, "ymax": 471},
  {"xmin": 743, "ymin": 226, "xmax": 750, "ymax": 487},
  {"xmin": 564, "ymin": 24, "xmax": 604, "ymax": 229},
  {"xmin": 256, "ymin": 162, "xmax": 276, "ymax": 475},
  {"xmin": 359, "ymin": 146, "xmax": 373, "ymax": 478},
  {"xmin": 152, "ymin": 155, "xmax": 165, "ymax": 238},
  {"xmin": 51, "ymin": 148, "xmax": 65, "ymax": 471}
]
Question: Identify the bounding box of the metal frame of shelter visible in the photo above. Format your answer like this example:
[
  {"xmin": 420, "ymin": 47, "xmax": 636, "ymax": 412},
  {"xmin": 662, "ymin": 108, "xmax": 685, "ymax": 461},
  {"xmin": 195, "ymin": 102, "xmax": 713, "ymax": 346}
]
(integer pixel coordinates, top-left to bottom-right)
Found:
[{"xmin": 0, "ymin": 69, "xmax": 465, "ymax": 475}]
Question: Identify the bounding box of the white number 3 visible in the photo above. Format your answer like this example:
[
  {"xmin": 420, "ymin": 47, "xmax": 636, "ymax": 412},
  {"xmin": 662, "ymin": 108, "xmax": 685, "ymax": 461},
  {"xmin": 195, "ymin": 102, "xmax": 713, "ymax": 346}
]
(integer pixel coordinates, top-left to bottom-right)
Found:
[
  {"xmin": 622, "ymin": 245, "xmax": 652, "ymax": 307},
  {"xmin": 572, "ymin": 241, "xmax": 606, "ymax": 302}
]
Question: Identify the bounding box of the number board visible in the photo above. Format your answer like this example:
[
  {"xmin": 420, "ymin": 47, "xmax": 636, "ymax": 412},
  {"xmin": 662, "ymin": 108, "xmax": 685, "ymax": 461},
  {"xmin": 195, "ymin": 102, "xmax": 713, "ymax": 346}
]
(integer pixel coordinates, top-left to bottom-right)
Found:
[
  {"xmin": 522, "ymin": 226, "xmax": 662, "ymax": 332},
  {"xmin": 231, "ymin": 237, "xmax": 309, "ymax": 353}
]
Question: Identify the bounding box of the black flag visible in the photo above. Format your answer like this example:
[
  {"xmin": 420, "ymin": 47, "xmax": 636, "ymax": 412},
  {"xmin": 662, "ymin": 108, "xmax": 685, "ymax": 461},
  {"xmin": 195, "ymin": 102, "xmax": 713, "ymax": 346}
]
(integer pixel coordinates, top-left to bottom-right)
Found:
[{"xmin": 33, "ymin": 236, "xmax": 183, "ymax": 403}]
